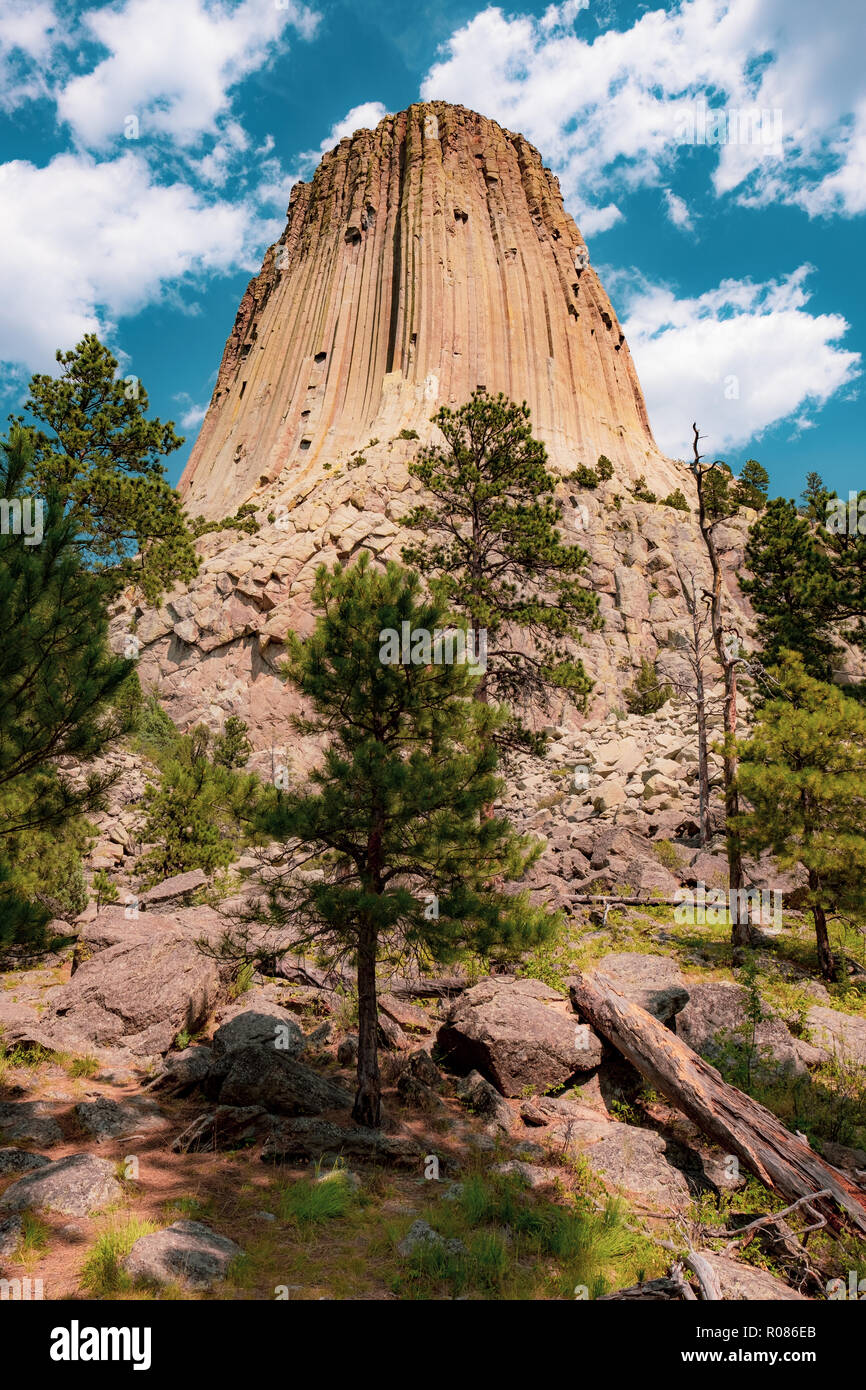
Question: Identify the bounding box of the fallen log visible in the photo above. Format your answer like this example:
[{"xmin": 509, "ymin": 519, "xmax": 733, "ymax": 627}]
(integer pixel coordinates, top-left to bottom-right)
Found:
[{"xmin": 569, "ymin": 970, "xmax": 866, "ymax": 1235}]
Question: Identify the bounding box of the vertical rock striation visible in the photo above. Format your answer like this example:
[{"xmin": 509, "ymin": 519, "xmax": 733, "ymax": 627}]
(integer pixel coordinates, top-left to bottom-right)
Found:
[
  {"xmin": 122, "ymin": 103, "xmax": 755, "ymax": 746},
  {"xmin": 181, "ymin": 103, "xmax": 680, "ymax": 518}
]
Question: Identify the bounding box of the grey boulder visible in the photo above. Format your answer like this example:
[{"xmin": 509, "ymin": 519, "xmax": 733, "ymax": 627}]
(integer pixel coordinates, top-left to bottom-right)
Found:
[
  {"xmin": 0, "ymin": 1153, "xmax": 122, "ymax": 1216},
  {"xmin": 124, "ymin": 1220, "xmax": 242, "ymax": 1291},
  {"xmin": 438, "ymin": 976, "xmax": 602, "ymax": 1096}
]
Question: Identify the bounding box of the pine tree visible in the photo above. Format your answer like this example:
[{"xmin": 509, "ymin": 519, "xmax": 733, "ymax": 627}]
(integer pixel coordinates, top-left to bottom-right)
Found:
[
  {"xmin": 0, "ymin": 426, "xmax": 134, "ymax": 947},
  {"xmin": 737, "ymin": 651, "xmax": 866, "ymax": 980},
  {"xmin": 17, "ymin": 335, "xmax": 197, "ymax": 604},
  {"xmin": 623, "ymin": 658, "xmax": 673, "ymax": 715},
  {"xmin": 801, "ymin": 471, "xmax": 831, "ymax": 523},
  {"xmin": 734, "ymin": 459, "xmax": 769, "ymax": 511},
  {"xmin": 245, "ymin": 554, "xmax": 557, "ymax": 1126},
  {"xmin": 400, "ymin": 390, "xmax": 600, "ymax": 754},
  {"xmin": 136, "ymin": 724, "xmax": 259, "ymax": 886},
  {"xmin": 213, "ymin": 716, "xmax": 253, "ymax": 770},
  {"xmin": 702, "ymin": 463, "xmax": 737, "ymax": 521},
  {"xmin": 741, "ymin": 498, "xmax": 837, "ymax": 679}
]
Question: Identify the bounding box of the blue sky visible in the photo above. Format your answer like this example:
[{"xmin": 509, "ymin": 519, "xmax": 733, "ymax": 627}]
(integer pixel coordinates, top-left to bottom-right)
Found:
[{"xmin": 0, "ymin": 0, "xmax": 863, "ymax": 500}]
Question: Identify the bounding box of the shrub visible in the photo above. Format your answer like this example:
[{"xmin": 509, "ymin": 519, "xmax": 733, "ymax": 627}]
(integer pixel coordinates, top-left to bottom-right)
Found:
[
  {"xmin": 631, "ymin": 475, "xmax": 657, "ymax": 504},
  {"xmin": 661, "ymin": 488, "xmax": 690, "ymax": 512},
  {"xmin": 570, "ymin": 464, "xmax": 599, "ymax": 488},
  {"xmin": 623, "ymin": 659, "xmax": 673, "ymax": 714}
]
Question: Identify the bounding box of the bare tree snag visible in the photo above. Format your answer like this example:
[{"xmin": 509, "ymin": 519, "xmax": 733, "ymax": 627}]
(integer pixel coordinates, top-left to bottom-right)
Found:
[
  {"xmin": 675, "ymin": 575, "xmax": 720, "ymax": 845},
  {"xmin": 569, "ymin": 969, "xmax": 866, "ymax": 1235},
  {"xmin": 690, "ymin": 423, "xmax": 754, "ymax": 955}
]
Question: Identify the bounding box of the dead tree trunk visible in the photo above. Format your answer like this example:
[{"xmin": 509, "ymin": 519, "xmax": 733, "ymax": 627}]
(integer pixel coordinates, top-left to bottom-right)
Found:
[
  {"xmin": 690, "ymin": 423, "xmax": 754, "ymax": 956},
  {"xmin": 677, "ymin": 576, "xmax": 717, "ymax": 846},
  {"xmin": 569, "ymin": 970, "xmax": 866, "ymax": 1234}
]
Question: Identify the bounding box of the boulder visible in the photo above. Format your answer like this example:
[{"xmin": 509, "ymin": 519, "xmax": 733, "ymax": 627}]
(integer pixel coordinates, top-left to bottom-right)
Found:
[
  {"xmin": 590, "ymin": 953, "xmax": 689, "ymax": 1022},
  {"xmin": 396, "ymin": 1071, "xmax": 443, "ymax": 1112},
  {"xmin": 622, "ymin": 858, "xmax": 682, "ymax": 897},
  {"xmin": 211, "ymin": 997, "xmax": 305, "ymax": 1057},
  {"xmin": 438, "ymin": 977, "xmax": 602, "ymax": 1097},
  {"xmin": 493, "ymin": 1160, "xmax": 560, "ymax": 1189},
  {"xmin": 686, "ymin": 851, "xmax": 729, "ymax": 890},
  {"xmin": 407, "ymin": 1050, "xmax": 442, "ymax": 1088},
  {"xmin": 42, "ymin": 931, "xmax": 226, "ymax": 1055},
  {"xmin": 397, "ymin": 1220, "xmax": 465, "ymax": 1258},
  {"xmin": 677, "ymin": 981, "xmax": 822, "ymax": 1076},
  {"xmin": 124, "ymin": 1220, "xmax": 242, "ymax": 1291},
  {"xmin": 0, "ymin": 1101, "xmax": 64, "ymax": 1147},
  {"xmin": 594, "ymin": 778, "xmax": 627, "ymax": 812},
  {"xmin": 172, "ymin": 1106, "xmax": 270, "ymax": 1154},
  {"xmin": 0, "ymin": 1148, "xmax": 51, "ymax": 1177},
  {"xmin": 206, "ymin": 1044, "xmax": 352, "ymax": 1116},
  {"xmin": 140, "ymin": 870, "xmax": 208, "ymax": 906},
  {"xmin": 261, "ymin": 1117, "xmax": 422, "ymax": 1168},
  {"xmin": 557, "ymin": 1119, "xmax": 691, "ymax": 1208},
  {"xmin": 379, "ymin": 993, "xmax": 434, "ymax": 1034},
  {"xmin": 455, "ymin": 1070, "xmax": 514, "ymax": 1133},
  {"xmin": 74, "ymin": 1096, "xmax": 167, "ymax": 1143},
  {"xmin": 0, "ymin": 1215, "xmax": 23, "ymax": 1258},
  {"xmin": 0, "ymin": 1153, "xmax": 122, "ymax": 1217},
  {"xmin": 144, "ymin": 1045, "xmax": 213, "ymax": 1096},
  {"xmin": 806, "ymin": 1006, "xmax": 866, "ymax": 1066}
]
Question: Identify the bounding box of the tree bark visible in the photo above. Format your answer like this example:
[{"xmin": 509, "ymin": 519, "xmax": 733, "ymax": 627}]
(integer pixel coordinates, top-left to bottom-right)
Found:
[
  {"xmin": 810, "ymin": 881, "xmax": 837, "ymax": 981},
  {"xmin": 569, "ymin": 970, "xmax": 866, "ymax": 1234},
  {"xmin": 691, "ymin": 424, "xmax": 753, "ymax": 957},
  {"xmin": 692, "ymin": 603, "xmax": 712, "ymax": 846},
  {"xmin": 352, "ymin": 918, "xmax": 381, "ymax": 1127}
]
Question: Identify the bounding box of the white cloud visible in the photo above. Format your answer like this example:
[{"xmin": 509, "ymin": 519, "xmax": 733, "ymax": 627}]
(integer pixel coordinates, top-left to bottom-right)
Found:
[
  {"xmin": 0, "ymin": 0, "xmax": 57, "ymax": 110},
  {"xmin": 662, "ymin": 189, "xmax": 694, "ymax": 232},
  {"xmin": 616, "ymin": 265, "xmax": 861, "ymax": 458},
  {"xmin": 293, "ymin": 100, "xmax": 390, "ymax": 179},
  {"xmin": 421, "ymin": 0, "xmax": 866, "ymax": 224},
  {"xmin": 327, "ymin": 101, "xmax": 389, "ymax": 145},
  {"xmin": 0, "ymin": 151, "xmax": 263, "ymax": 373},
  {"xmin": 177, "ymin": 400, "xmax": 208, "ymax": 429},
  {"xmin": 57, "ymin": 0, "xmax": 319, "ymax": 149}
]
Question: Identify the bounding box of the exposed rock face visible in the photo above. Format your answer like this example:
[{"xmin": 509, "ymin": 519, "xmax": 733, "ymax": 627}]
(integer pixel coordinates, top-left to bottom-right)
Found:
[
  {"xmin": 181, "ymin": 102, "xmax": 675, "ymax": 520},
  {"xmin": 116, "ymin": 103, "xmax": 768, "ymax": 743}
]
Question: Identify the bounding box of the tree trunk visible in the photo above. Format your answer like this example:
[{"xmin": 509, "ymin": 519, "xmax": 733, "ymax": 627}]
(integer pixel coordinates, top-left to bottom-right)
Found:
[
  {"xmin": 352, "ymin": 919, "xmax": 381, "ymax": 1127},
  {"xmin": 691, "ymin": 425, "xmax": 753, "ymax": 958},
  {"xmin": 693, "ymin": 607, "xmax": 712, "ymax": 846},
  {"xmin": 569, "ymin": 970, "xmax": 866, "ymax": 1234},
  {"xmin": 810, "ymin": 885, "xmax": 837, "ymax": 981}
]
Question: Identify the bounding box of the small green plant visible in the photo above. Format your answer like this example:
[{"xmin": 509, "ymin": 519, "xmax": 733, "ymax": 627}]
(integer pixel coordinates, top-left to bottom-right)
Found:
[
  {"xmin": 660, "ymin": 488, "xmax": 690, "ymax": 512},
  {"xmin": 11, "ymin": 1212, "xmax": 50, "ymax": 1265},
  {"xmin": 398, "ymin": 428, "xmax": 419, "ymax": 440},
  {"xmin": 228, "ymin": 959, "xmax": 256, "ymax": 1000},
  {"xmin": 623, "ymin": 659, "xmax": 673, "ymax": 714},
  {"xmin": 653, "ymin": 839, "xmax": 683, "ymax": 872},
  {"xmin": 277, "ymin": 1171, "xmax": 357, "ymax": 1226},
  {"xmin": 80, "ymin": 1217, "xmax": 158, "ymax": 1296},
  {"xmin": 596, "ymin": 455, "xmax": 614, "ymax": 481},
  {"xmin": 68, "ymin": 1053, "xmax": 100, "ymax": 1078},
  {"xmin": 569, "ymin": 464, "xmax": 599, "ymax": 488},
  {"xmin": 91, "ymin": 869, "xmax": 119, "ymax": 911},
  {"xmin": 631, "ymin": 475, "xmax": 657, "ymax": 504}
]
